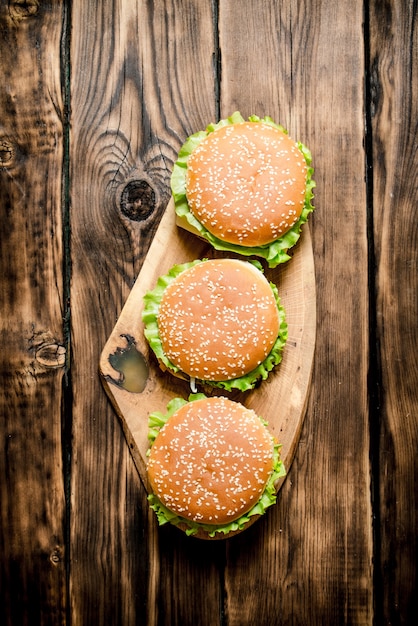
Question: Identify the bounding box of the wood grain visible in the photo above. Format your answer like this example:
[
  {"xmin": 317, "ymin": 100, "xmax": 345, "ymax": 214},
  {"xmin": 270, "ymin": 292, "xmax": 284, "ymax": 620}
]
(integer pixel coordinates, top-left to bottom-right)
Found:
[
  {"xmin": 370, "ymin": 1, "xmax": 418, "ymax": 623},
  {"xmin": 69, "ymin": 1, "xmax": 219, "ymax": 624},
  {"xmin": 219, "ymin": 1, "xmax": 373, "ymax": 624},
  {"xmin": 0, "ymin": 2, "xmax": 67, "ymax": 624}
]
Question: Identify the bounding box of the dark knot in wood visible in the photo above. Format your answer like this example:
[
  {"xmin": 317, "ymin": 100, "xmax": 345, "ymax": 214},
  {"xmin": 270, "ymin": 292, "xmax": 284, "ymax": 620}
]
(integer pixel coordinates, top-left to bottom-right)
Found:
[
  {"xmin": 120, "ymin": 180, "xmax": 156, "ymax": 222},
  {"xmin": 0, "ymin": 139, "xmax": 15, "ymax": 168},
  {"xmin": 35, "ymin": 343, "xmax": 66, "ymax": 369},
  {"xmin": 49, "ymin": 546, "xmax": 63, "ymax": 566},
  {"xmin": 9, "ymin": 0, "xmax": 39, "ymax": 20},
  {"xmin": 106, "ymin": 334, "xmax": 149, "ymax": 393},
  {"xmin": 29, "ymin": 331, "xmax": 66, "ymax": 369}
]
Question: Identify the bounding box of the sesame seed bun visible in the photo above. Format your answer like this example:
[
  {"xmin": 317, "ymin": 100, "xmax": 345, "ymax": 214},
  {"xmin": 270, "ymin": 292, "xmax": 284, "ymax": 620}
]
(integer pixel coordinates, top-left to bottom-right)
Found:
[
  {"xmin": 147, "ymin": 395, "xmax": 285, "ymax": 539},
  {"xmin": 186, "ymin": 122, "xmax": 306, "ymax": 247},
  {"xmin": 142, "ymin": 258, "xmax": 288, "ymax": 391},
  {"xmin": 171, "ymin": 112, "xmax": 315, "ymax": 268}
]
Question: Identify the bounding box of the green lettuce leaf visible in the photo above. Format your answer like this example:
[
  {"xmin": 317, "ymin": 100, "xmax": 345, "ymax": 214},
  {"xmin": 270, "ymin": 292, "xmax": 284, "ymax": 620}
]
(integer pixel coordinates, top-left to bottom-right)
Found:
[
  {"xmin": 171, "ymin": 112, "xmax": 315, "ymax": 268},
  {"xmin": 147, "ymin": 394, "xmax": 286, "ymax": 538},
  {"xmin": 142, "ymin": 259, "xmax": 288, "ymax": 392}
]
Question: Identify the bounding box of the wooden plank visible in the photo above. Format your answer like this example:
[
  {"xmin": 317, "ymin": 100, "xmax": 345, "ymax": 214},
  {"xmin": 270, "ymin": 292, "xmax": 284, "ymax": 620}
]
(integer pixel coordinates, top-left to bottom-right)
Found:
[
  {"xmin": 0, "ymin": 2, "xmax": 67, "ymax": 624},
  {"xmin": 369, "ymin": 1, "xmax": 418, "ymax": 623},
  {"xmin": 69, "ymin": 1, "xmax": 220, "ymax": 624},
  {"xmin": 219, "ymin": 1, "xmax": 373, "ymax": 624}
]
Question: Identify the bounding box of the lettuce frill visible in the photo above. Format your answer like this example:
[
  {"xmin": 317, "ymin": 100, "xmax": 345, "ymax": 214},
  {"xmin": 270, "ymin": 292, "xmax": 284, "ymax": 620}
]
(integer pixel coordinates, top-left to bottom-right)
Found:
[
  {"xmin": 147, "ymin": 394, "xmax": 286, "ymax": 538},
  {"xmin": 142, "ymin": 259, "xmax": 288, "ymax": 392},
  {"xmin": 171, "ymin": 111, "xmax": 315, "ymax": 268}
]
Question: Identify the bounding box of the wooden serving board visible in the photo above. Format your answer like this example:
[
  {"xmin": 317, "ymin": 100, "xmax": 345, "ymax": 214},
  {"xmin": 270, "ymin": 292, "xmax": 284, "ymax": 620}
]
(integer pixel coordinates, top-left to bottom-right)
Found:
[{"xmin": 100, "ymin": 199, "xmax": 316, "ymax": 492}]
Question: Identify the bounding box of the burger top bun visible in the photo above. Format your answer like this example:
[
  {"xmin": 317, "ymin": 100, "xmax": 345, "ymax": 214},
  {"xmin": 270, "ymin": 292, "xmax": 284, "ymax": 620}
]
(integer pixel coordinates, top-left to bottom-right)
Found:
[
  {"xmin": 171, "ymin": 112, "xmax": 315, "ymax": 268},
  {"xmin": 157, "ymin": 258, "xmax": 280, "ymax": 382},
  {"xmin": 185, "ymin": 121, "xmax": 307, "ymax": 247},
  {"xmin": 147, "ymin": 396, "xmax": 281, "ymax": 537}
]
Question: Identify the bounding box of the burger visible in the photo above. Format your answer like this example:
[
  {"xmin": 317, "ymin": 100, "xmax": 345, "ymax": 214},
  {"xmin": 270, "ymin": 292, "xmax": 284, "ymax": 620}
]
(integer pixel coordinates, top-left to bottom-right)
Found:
[
  {"xmin": 142, "ymin": 257, "xmax": 287, "ymax": 392},
  {"xmin": 147, "ymin": 394, "xmax": 286, "ymax": 538},
  {"xmin": 171, "ymin": 111, "xmax": 315, "ymax": 268}
]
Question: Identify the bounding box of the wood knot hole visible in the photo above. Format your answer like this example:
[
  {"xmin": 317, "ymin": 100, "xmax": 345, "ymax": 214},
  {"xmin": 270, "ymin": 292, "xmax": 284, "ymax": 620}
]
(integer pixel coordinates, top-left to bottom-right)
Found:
[
  {"xmin": 106, "ymin": 334, "xmax": 149, "ymax": 393},
  {"xmin": 10, "ymin": 0, "xmax": 39, "ymax": 19},
  {"xmin": 35, "ymin": 343, "xmax": 66, "ymax": 369},
  {"xmin": 120, "ymin": 180, "xmax": 156, "ymax": 222},
  {"xmin": 49, "ymin": 546, "xmax": 63, "ymax": 565},
  {"xmin": 0, "ymin": 139, "xmax": 15, "ymax": 168}
]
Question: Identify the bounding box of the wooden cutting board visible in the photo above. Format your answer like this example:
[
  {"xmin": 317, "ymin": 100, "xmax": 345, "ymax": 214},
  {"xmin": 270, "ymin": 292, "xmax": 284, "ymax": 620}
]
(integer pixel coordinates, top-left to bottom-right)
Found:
[{"xmin": 99, "ymin": 199, "xmax": 316, "ymax": 492}]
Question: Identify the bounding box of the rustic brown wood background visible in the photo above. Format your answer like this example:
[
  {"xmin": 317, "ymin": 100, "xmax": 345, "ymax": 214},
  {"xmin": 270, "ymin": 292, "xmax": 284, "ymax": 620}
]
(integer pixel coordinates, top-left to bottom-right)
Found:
[{"xmin": 1, "ymin": 1, "xmax": 417, "ymax": 624}]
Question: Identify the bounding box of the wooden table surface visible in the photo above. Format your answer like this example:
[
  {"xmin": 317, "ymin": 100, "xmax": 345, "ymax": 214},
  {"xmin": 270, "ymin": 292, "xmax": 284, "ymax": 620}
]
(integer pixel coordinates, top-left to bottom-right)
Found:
[{"xmin": 1, "ymin": 1, "xmax": 417, "ymax": 624}]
